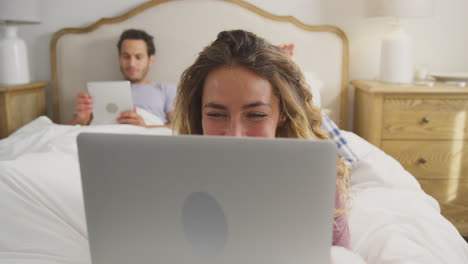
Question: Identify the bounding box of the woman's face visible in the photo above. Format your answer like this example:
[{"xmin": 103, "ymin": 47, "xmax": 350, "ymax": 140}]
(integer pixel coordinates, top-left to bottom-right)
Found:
[{"xmin": 202, "ymin": 66, "xmax": 285, "ymax": 138}]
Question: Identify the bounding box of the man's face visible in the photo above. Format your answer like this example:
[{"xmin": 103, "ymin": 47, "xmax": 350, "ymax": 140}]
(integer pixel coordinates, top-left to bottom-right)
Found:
[{"xmin": 119, "ymin": 39, "xmax": 154, "ymax": 84}]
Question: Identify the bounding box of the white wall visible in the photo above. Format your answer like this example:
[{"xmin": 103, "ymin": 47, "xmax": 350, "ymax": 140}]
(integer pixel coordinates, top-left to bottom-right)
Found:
[
  {"xmin": 320, "ymin": 0, "xmax": 468, "ymax": 80},
  {"xmin": 9, "ymin": 0, "xmax": 468, "ymax": 119}
]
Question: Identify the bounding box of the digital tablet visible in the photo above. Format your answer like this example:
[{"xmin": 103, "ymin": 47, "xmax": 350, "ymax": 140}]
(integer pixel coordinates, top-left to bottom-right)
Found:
[{"xmin": 87, "ymin": 81, "xmax": 133, "ymax": 125}]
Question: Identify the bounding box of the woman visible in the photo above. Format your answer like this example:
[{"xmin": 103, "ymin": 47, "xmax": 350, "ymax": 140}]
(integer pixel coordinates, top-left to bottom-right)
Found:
[{"xmin": 173, "ymin": 30, "xmax": 350, "ymax": 248}]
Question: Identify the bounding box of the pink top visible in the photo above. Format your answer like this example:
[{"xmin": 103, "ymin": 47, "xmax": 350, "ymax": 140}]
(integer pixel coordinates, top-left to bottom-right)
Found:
[{"xmin": 333, "ymin": 188, "xmax": 350, "ymax": 248}]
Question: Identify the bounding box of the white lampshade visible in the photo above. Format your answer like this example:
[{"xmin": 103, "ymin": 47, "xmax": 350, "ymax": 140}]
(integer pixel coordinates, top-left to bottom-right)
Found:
[
  {"xmin": 0, "ymin": 0, "xmax": 40, "ymax": 85},
  {"xmin": 365, "ymin": 0, "xmax": 433, "ymax": 84}
]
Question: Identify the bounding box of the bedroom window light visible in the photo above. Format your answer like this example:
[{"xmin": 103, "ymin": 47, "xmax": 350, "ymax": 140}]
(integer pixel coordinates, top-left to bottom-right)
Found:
[
  {"xmin": 365, "ymin": 0, "xmax": 434, "ymax": 84},
  {"xmin": 0, "ymin": 0, "xmax": 41, "ymax": 85}
]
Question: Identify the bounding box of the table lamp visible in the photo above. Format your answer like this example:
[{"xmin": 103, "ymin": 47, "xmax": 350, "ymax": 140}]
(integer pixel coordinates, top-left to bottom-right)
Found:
[
  {"xmin": 0, "ymin": 0, "xmax": 40, "ymax": 85},
  {"xmin": 366, "ymin": 0, "xmax": 433, "ymax": 84}
]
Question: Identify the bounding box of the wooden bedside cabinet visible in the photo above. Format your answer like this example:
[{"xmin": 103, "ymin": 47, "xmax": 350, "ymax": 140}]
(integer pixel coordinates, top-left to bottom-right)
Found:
[
  {"xmin": 0, "ymin": 82, "xmax": 48, "ymax": 139},
  {"xmin": 352, "ymin": 80, "xmax": 468, "ymax": 236}
]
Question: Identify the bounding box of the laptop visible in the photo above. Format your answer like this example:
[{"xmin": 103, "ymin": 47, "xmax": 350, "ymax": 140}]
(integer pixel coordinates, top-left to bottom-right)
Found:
[{"xmin": 77, "ymin": 133, "xmax": 338, "ymax": 264}]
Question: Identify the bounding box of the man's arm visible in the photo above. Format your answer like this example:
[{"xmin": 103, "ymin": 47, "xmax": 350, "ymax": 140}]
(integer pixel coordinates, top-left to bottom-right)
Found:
[
  {"xmin": 69, "ymin": 115, "xmax": 92, "ymax": 125},
  {"xmin": 162, "ymin": 82, "xmax": 177, "ymax": 129},
  {"xmin": 117, "ymin": 108, "xmax": 172, "ymax": 129}
]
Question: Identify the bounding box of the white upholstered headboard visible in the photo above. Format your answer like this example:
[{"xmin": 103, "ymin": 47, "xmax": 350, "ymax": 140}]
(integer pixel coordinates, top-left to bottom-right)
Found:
[{"xmin": 51, "ymin": 0, "xmax": 349, "ymax": 128}]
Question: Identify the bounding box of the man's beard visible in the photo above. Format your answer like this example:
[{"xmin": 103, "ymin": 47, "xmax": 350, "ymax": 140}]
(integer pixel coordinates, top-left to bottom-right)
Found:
[{"xmin": 121, "ymin": 65, "xmax": 150, "ymax": 84}]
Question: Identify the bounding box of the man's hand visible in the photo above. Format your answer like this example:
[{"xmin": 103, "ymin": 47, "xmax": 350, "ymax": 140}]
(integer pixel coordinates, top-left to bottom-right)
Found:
[
  {"xmin": 70, "ymin": 92, "xmax": 93, "ymax": 125},
  {"xmin": 117, "ymin": 107, "xmax": 147, "ymax": 127}
]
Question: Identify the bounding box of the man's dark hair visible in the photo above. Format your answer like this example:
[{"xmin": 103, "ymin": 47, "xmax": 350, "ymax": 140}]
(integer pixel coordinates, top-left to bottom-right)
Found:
[{"xmin": 117, "ymin": 29, "xmax": 156, "ymax": 56}]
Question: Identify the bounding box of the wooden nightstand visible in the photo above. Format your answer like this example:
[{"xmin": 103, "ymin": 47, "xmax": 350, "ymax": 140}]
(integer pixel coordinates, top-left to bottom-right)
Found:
[
  {"xmin": 0, "ymin": 82, "xmax": 47, "ymax": 139},
  {"xmin": 352, "ymin": 80, "xmax": 468, "ymax": 236}
]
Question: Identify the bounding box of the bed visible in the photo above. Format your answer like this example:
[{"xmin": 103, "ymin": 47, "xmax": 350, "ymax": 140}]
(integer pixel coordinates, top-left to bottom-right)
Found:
[{"xmin": 1, "ymin": 0, "xmax": 467, "ymax": 263}]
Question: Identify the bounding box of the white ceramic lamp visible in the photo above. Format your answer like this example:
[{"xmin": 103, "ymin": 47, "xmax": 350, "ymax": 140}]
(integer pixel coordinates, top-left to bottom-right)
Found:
[
  {"xmin": 0, "ymin": 0, "xmax": 40, "ymax": 85},
  {"xmin": 366, "ymin": 0, "xmax": 433, "ymax": 84}
]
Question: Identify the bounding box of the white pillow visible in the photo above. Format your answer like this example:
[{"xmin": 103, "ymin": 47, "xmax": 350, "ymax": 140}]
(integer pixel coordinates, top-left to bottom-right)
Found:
[{"xmin": 303, "ymin": 71, "xmax": 323, "ymax": 107}]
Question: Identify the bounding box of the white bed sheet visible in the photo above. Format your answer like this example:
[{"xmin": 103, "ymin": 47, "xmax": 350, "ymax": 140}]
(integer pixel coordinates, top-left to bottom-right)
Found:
[
  {"xmin": 344, "ymin": 131, "xmax": 468, "ymax": 263},
  {"xmin": 0, "ymin": 117, "xmax": 467, "ymax": 263}
]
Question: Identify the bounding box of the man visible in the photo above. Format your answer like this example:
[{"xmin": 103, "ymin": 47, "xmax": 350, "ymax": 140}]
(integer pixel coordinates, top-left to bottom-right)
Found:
[{"xmin": 69, "ymin": 29, "xmax": 176, "ymax": 128}]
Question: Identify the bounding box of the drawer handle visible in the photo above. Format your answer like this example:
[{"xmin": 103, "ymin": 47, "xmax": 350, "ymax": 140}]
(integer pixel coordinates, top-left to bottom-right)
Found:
[
  {"xmin": 421, "ymin": 117, "xmax": 430, "ymax": 124},
  {"xmin": 418, "ymin": 158, "xmax": 428, "ymax": 164}
]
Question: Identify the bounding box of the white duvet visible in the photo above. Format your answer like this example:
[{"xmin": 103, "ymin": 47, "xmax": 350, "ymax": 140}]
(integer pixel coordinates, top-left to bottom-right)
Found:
[{"xmin": 0, "ymin": 116, "xmax": 467, "ymax": 263}]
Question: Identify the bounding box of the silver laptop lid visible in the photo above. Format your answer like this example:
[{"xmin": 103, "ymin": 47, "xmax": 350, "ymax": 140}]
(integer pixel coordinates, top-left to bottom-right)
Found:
[{"xmin": 77, "ymin": 133, "xmax": 337, "ymax": 264}]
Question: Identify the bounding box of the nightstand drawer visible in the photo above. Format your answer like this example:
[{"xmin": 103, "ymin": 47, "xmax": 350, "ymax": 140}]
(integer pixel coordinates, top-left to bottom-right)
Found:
[
  {"xmin": 381, "ymin": 140, "xmax": 468, "ymax": 180},
  {"xmin": 418, "ymin": 179, "xmax": 468, "ymax": 235},
  {"xmin": 382, "ymin": 98, "xmax": 468, "ymax": 140},
  {"xmin": 419, "ymin": 179, "xmax": 468, "ymax": 205}
]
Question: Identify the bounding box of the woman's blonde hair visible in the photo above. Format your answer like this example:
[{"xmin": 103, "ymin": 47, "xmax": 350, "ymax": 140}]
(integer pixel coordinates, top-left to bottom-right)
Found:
[{"xmin": 173, "ymin": 30, "xmax": 349, "ymax": 214}]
